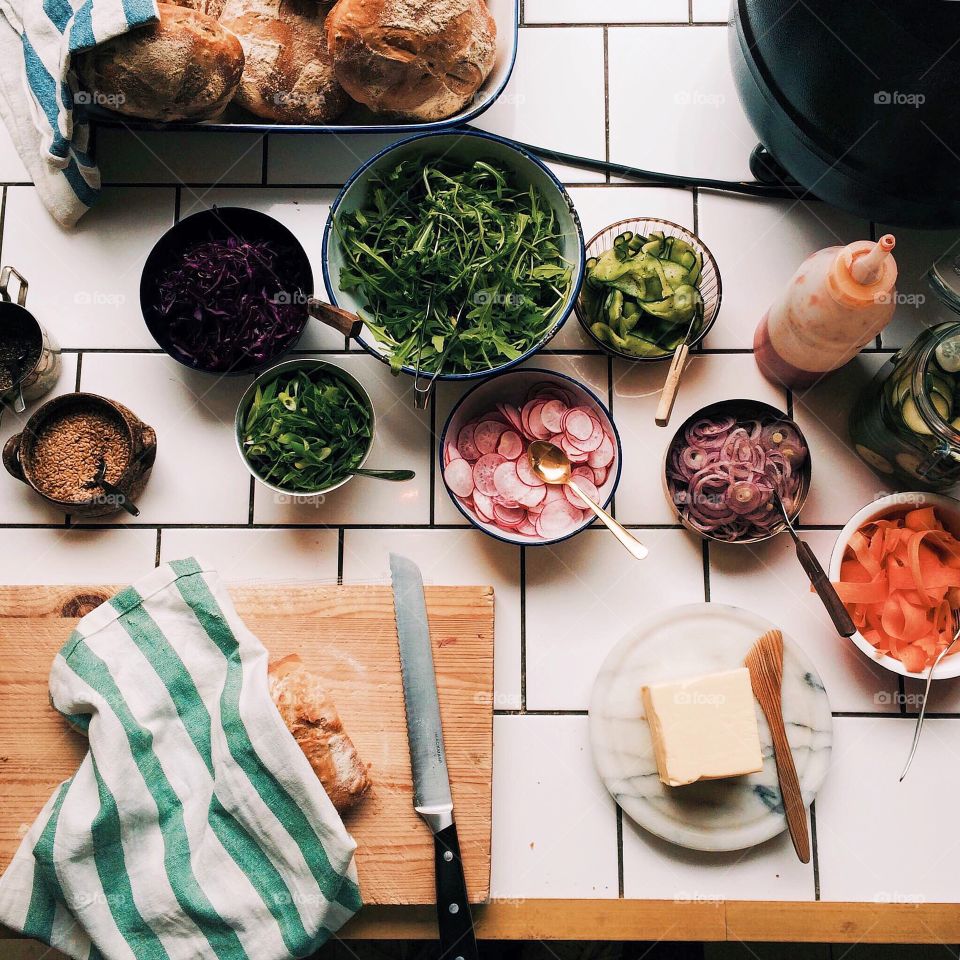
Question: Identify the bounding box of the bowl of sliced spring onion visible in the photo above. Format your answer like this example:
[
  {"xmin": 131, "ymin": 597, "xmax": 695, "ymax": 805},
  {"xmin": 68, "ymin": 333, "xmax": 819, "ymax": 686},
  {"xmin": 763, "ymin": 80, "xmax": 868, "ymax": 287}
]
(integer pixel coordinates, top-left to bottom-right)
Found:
[
  {"xmin": 575, "ymin": 218, "xmax": 721, "ymax": 362},
  {"xmin": 234, "ymin": 358, "xmax": 375, "ymax": 498},
  {"xmin": 322, "ymin": 130, "xmax": 585, "ymax": 382},
  {"xmin": 664, "ymin": 399, "xmax": 811, "ymax": 545}
]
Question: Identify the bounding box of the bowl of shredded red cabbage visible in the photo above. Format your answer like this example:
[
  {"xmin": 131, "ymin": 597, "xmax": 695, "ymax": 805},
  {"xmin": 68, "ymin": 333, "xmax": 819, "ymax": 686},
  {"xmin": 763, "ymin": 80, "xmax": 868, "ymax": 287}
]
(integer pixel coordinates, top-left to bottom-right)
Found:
[
  {"xmin": 141, "ymin": 207, "xmax": 312, "ymax": 374},
  {"xmin": 665, "ymin": 401, "xmax": 811, "ymax": 543}
]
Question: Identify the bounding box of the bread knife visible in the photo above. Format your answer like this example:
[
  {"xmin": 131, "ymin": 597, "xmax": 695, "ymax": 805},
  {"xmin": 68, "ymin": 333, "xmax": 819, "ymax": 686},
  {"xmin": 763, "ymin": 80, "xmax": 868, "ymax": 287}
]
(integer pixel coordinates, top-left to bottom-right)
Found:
[{"xmin": 389, "ymin": 554, "xmax": 478, "ymax": 960}]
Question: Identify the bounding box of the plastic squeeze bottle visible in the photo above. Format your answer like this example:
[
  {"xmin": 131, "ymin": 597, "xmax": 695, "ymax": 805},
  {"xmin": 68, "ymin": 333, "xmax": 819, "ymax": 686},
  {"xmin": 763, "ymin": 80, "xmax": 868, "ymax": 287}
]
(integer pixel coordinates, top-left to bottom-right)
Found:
[{"xmin": 754, "ymin": 234, "xmax": 898, "ymax": 389}]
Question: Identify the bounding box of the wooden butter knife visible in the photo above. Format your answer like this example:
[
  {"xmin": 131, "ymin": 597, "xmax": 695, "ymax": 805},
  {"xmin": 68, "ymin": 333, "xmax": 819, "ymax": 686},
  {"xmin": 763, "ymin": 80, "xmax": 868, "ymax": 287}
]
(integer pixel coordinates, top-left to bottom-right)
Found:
[{"xmin": 744, "ymin": 629, "xmax": 810, "ymax": 863}]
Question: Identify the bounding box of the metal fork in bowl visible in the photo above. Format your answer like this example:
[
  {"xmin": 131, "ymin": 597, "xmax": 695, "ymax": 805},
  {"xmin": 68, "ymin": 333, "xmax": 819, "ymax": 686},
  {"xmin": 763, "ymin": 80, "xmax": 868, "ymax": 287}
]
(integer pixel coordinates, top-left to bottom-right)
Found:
[{"xmin": 900, "ymin": 606, "xmax": 960, "ymax": 781}]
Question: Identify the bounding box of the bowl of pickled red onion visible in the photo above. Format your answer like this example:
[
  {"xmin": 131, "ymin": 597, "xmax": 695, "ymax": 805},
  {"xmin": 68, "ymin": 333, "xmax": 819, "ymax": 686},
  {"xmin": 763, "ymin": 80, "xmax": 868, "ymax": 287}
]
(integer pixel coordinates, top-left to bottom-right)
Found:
[
  {"xmin": 440, "ymin": 369, "xmax": 621, "ymax": 545},
  {"xmin": 663, "ymin": 398, "xmax": 812, "ymax": 544}
]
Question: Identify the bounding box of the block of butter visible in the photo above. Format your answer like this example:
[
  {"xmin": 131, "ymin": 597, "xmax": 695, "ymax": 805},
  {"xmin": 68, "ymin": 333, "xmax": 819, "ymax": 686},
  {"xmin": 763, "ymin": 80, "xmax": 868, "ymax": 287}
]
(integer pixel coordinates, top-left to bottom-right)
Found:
[{"xmin": 641, "ymin": 667, "xmax": 764, "ymax": 787}]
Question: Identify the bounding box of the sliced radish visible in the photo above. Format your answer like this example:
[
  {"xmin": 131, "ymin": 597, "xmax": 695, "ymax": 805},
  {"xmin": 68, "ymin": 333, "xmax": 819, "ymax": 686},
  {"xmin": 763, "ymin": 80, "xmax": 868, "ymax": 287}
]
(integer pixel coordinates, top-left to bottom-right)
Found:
[
  {"xmin": 572, "ymin": 466, "xmax": 594, "ymax": 481},
  {"xmin": 493, "ymin": 460, "xmax": 528, "ymax": 502},
  {"xmin": 472, "ymin": 488, "xmax": 494, "ymax": 521},
  {"xmin": 516, "ymin": 454, "xmax": 545, "ymax": 487},
  {"xmin": 493, "ymin": 503, "xmax": 525, "ymax": 527},
  {"xmin": 587, "ymin": 434, "xmax": 615, "ymax": 469},
  {"xmin": 475, "ymin": 420, "xmax": 507, "ymax": 455},
  {"xmin": 458, "ymin": 423, "xmax": 480, "ymax": 461},
  {"xmin": 540, "ymin": 399, "xmax": 568, "ymax": 433},
  {"xmin": 572, "ymin": 417, "xmax": 604, "ymax": 453},
  {"xmin": 593, "ymin": 466, "xmax": 609, "ymax": 487},
  {"xmin": 473, "ymin": 453, "xmax": 505, "ymax": 497},
  {"xmin": 497, "ymin": 402, "xmax": 524, "ymax": 434},
  {"xmin": 497, "ymin": 430, "xmax": 523, "ymax": 460},
  {"xmin": 516, "ymin": 482, "xmax": 547, "ymax": 509},
  {"xmin": 544, "ymin": 484, "xmax": 566, "ymax": 504},
  {"xmin": 536, "ymin": 499, "xmax": 584, "ymax": 539},
  {"xmin": 564, "ymin": 408, "xmax": 594, "ymax": 442},
  {"xmin": 565, "ymin": 477, "xmax": 599, "ymax": 506},
  {"xmin": 525, "ymin": 401, "xmax": 552, "ymax": 440},
  {"xmin": 518, "ymin": 518, "xmax": 539, "ymax": 537},
  {"xmin": 444, "ymin": 442, "xmax": 462, "ymax": 467},
  {"xmin": 444, "ymin": 458, "xmax": 475, "ymax": 498}
]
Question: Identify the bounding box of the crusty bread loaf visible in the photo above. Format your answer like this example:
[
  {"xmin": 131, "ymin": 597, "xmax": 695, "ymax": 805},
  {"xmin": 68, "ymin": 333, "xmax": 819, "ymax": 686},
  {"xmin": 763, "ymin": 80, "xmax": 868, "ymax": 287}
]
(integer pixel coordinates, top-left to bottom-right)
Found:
[
  {"xmin": 268, "ymin": 654, "xmax": 370, "ymax": 812},
  {"xmin": 167, "ymin": 0, "xmax": 227, "ymax": 19},
  {"xmin": 219, "ymin": 0, "xmax": 348, "ymax": 124},
  {"xmin": 75, "ymin": 3, "xmax": 244, "ymax": 122},
  {"xmin": 326, "ymin": 0, "xmax": 497, "ymax": 121}
]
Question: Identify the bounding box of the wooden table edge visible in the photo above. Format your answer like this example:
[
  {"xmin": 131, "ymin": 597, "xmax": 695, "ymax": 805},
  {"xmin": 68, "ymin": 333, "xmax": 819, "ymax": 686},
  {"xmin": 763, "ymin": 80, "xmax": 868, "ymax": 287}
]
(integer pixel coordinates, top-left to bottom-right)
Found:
[{"xmin": 4, "ymin": 900, "xmax": 960, "ymax": 947}]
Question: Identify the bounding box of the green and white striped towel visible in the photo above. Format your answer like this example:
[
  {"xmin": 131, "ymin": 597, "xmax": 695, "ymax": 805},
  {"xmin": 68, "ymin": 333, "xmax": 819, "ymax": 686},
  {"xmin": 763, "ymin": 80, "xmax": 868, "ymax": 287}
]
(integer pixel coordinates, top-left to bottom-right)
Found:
[{"xmin": 0, "ymin": 557, "xmax": 362, "ymax": 960}]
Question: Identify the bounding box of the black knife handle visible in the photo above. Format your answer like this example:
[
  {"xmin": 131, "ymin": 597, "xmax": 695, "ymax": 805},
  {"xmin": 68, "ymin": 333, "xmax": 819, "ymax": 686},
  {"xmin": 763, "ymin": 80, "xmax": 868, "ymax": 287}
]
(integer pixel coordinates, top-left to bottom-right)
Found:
[{"xmin": 434, "ymin": 822, "xmax": 479, "ymax": 960}]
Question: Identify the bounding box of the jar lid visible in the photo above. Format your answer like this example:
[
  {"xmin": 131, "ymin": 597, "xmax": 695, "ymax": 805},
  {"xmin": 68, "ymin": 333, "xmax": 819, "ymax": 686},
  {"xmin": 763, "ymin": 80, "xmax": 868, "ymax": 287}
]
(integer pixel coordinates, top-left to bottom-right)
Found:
[{"xmin": 928, "ymin": 250, "xmax": 960, "ymax": 314}]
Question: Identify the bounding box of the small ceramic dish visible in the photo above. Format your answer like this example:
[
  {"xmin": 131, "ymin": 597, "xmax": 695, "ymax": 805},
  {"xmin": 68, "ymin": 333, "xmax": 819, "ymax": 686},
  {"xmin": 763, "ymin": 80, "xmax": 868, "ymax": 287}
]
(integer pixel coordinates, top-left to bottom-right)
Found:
[
  {"xmin": 439, "ymin": 367, "xmax": 621, "ymax": 546},
  {"xmin": 663, "ymin": 398, "xmax": 812, "ymax": 546},
  {"xmin": 574, "ymin": 217, "xmax": 721, "ymax": 361},
  {"xmin": 829, "ymin": 491, "xmax": 960, "ymax": 679},
  {"xmin": 234, "ymin": 358, "xmax": 375, "ymax": 499}
]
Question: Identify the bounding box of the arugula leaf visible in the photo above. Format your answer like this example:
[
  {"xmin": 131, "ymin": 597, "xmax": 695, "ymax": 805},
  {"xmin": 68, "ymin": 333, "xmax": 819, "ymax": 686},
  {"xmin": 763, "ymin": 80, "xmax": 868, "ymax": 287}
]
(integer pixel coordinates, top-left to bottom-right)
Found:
[{"xmin": 335, "ymin": 158, "xmax": 574, "ymax": 375}]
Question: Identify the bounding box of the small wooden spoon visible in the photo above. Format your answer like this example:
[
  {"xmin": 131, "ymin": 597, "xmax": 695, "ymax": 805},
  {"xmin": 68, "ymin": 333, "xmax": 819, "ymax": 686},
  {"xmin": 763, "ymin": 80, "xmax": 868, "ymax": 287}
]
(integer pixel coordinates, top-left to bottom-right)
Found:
[{"xmin": 744, "ymin": 629, "xmax": 810, "ymax": 863}]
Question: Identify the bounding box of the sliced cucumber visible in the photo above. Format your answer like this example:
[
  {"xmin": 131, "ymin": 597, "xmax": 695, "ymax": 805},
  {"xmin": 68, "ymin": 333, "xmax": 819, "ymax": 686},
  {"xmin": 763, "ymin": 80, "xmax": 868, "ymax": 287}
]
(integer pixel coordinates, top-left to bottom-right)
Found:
[
  {"xmin": 935, "ymin": 335, "xmax": 960, "ymax": 373},
  {"xmin": 900, "ymin": 396, "xmax": 933, "ymax": 435},
  {"xmin": 855, "ymin": 443, "xmax": 894, "ymax": 474}
]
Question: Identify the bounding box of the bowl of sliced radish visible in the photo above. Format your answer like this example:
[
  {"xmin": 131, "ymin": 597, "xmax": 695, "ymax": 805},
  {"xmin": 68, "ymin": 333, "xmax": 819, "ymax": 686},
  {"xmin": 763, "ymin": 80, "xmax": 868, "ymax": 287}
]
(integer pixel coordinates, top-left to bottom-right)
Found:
[{"xmin": 440, "ymin": 369, "xmax": 621, "ymax": 545}]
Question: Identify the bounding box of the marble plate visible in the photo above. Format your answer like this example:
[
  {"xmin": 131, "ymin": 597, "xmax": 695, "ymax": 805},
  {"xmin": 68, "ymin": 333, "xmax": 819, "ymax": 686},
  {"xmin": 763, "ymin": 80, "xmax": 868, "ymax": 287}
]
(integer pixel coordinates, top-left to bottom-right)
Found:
[{"xmin": 588, "ymin": 603, "xmax": 833, "ymax": 852}]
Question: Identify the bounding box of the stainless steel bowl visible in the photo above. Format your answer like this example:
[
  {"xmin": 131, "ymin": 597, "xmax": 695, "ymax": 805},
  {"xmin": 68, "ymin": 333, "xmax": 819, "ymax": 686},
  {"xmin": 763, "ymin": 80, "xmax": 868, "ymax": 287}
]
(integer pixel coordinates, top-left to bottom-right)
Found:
[
  {"xmin": 234, "ymin": 357, "xmax": 375, "ymax": 499},
  {"xmin": 663, "ymin": 398, "xmax": 811, "ymax": 545}
]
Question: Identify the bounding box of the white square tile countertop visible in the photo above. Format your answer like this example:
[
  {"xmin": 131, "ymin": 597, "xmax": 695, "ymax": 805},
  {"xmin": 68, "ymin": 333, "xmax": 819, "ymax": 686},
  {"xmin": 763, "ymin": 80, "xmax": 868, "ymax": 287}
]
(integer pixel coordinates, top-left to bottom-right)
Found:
[{"xmin": 3, "ymin": 8, "xmax": 960, "ymax": 937}]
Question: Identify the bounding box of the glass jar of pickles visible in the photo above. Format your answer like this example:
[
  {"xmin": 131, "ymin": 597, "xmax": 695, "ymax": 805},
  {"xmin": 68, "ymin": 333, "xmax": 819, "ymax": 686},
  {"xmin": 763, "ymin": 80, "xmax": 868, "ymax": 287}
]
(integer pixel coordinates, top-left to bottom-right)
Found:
[{"xmin": 850, "ymin": 322, "xmax": 960, "ymax": 490}]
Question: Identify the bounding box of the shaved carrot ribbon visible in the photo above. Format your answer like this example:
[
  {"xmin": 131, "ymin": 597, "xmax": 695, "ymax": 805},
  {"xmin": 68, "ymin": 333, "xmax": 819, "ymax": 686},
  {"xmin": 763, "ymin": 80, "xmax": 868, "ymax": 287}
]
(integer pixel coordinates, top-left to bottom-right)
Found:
[{"xmin": 832, "ymin": 507, "xmax": 960, "ymax": 671}]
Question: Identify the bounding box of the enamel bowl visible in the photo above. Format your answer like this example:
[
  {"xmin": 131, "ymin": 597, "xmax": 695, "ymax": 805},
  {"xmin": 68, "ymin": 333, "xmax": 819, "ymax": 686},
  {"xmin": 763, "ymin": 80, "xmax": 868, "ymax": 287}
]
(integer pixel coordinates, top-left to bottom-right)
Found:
[{"xmin": 829, "ymin": 492, "xmax": 960, "ymax": 680}]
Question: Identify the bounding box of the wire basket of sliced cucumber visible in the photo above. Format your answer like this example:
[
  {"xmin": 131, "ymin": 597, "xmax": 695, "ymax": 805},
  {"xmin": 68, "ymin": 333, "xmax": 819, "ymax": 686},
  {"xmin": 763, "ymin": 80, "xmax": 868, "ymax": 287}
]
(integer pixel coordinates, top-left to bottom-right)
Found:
[
  {"xmin": 574, "ymin": 218, "xmax": 721, "ymax": 362},
  {"xmin": 851, "ymin": 322, "xmax": 960, "ymax": 492}
]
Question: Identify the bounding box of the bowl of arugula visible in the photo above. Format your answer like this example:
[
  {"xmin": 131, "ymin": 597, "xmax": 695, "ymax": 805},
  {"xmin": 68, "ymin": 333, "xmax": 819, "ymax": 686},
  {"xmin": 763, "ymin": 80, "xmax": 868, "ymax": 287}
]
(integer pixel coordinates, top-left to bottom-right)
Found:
[
  {"xmin": 234, "ymin": 358, "xmax": 377, "ymax": 497},
  {"xmin": 322, "ymin": 130, "xmax": 585, "ymax": 381}
]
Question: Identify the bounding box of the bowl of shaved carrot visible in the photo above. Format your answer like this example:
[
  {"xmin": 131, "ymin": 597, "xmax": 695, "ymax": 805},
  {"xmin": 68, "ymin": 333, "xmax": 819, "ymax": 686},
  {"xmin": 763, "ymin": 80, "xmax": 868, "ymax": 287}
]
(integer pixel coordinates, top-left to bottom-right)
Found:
[{"xmin": 829, "ymin": 493, "xmax": 960, "ymax": 677}]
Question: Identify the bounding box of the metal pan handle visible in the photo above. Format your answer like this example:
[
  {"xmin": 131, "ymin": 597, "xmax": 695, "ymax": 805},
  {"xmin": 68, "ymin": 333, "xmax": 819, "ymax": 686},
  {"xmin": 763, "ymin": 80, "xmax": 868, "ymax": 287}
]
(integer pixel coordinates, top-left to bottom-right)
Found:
[{"xmin": 0, "ymin": 267, "xmax": 28, "ymax": 306}]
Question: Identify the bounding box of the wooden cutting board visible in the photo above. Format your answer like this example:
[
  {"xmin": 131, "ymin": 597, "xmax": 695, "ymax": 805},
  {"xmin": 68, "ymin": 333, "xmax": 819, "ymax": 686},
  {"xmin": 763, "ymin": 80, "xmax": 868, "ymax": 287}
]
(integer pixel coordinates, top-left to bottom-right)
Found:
[{"xmin": 0, "ymin": 582, "xmax": 494, "ymax": 906}]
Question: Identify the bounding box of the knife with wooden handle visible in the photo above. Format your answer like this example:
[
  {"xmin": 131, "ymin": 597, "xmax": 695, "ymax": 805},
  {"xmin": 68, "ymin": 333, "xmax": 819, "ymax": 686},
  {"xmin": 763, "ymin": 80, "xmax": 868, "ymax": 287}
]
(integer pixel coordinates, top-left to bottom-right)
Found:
[{"xmin": 390, "ymin": 554, "xmax": 479, "ymax": 960}]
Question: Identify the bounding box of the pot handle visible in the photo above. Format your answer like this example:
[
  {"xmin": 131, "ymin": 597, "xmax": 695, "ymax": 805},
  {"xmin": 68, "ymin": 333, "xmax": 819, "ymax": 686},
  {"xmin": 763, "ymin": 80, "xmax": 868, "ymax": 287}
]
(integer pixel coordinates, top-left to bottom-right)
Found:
[
  {"xmin": 0, "ymin": 266, "xmax": 28, "ymax": 306},
  {"xmin": 137, "ymin": 424, "xmax": 158, "ymax": 471},
  {"xmin": 306, "ymin": 298, "xmax": 362, "ymax": 339},
  {"xmin": 3, "ymin": 433, "xmax": 26, "ymax": 482}
]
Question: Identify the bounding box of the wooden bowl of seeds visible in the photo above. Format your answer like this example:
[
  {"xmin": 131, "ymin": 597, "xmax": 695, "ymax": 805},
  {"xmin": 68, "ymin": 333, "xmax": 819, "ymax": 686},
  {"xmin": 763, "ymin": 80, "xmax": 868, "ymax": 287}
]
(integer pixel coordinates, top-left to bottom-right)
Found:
[{"xmin": 3, "ymin": 393, "xmax": 157, "ymax": 517}]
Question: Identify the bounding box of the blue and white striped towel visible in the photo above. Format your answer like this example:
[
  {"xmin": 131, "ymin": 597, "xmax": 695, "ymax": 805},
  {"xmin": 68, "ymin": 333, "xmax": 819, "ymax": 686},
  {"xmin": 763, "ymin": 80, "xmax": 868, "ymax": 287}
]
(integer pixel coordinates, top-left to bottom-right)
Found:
[
  {"xmin": 0, "ymin": 558, "xmax": 362, "ymax": 960},
  {"xmin": 0, "ymin": 0, "xmax": 158, "ymax": 227}
]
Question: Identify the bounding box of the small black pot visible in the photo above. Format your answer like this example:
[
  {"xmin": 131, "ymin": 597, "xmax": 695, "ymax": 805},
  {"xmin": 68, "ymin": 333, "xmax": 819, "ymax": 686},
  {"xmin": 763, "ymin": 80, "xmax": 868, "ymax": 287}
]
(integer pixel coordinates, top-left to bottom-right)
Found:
[{"xmin": 140, "ymin": 207, "xmax": 358, "ymax": 376}]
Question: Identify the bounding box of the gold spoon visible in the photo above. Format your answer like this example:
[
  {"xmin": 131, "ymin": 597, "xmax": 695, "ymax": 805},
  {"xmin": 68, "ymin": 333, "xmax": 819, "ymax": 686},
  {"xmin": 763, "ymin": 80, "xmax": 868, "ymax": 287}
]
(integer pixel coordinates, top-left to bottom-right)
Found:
[{"xmin": 526, "ymin": 440, "xmax": 648, "ymax": 560}]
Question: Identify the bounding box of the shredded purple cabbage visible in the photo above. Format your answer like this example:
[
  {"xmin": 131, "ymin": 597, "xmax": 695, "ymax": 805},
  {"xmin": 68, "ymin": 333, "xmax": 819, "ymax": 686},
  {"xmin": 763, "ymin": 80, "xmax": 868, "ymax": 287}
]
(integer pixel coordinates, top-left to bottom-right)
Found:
[
  {"xmin": 153, "ymin": 235, "xmax": 305, "ymax": 372},
  {"xmin": 667, "ymin": 415, "xmax": 808, "ymax": 541}
]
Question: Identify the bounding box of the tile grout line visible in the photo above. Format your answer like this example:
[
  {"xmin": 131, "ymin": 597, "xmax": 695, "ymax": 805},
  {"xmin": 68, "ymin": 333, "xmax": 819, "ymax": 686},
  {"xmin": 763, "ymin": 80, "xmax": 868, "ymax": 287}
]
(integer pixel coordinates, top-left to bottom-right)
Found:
[
  {"xmin": 810, "ymin": 800, "xmax": 821, "ymax": 900},
  {"xmin": 701, "ymin": 539, "xmax": 711, "ymax": 601},
  {"xmin": 337, "ymin": 529, "xmax": 345, "ymax": 585},
  {"xmin": 155, "ymin": 528, "xmax": 162, "ymax": 567},
  {"xmin": 603, "ymin": 26, "xmax": 610, "ymax": 184},
  {"xmin": 429, "ymin": 388, "xmax": 437, "ymax": 526},
  {"xmin": 261, "ymin": 137, "xmax": 269, "ymax": 186},
  {"xmin": 519, "ymin": 545, "xmax": 527, "ymax": 712},
  {"xmin": 616, "ymin": 806, "xmax": 625, "ymax": 898},
  {"xmin": 74, "ymin": 353, "xmax": 83, "ymax": 393},
  {"xmin": 173, "ymin": 185, "xmax": 181, "ymax": 223},
  {"xmin": 0, "ymin": 186, "xmax": 6, "ymax": 262}
]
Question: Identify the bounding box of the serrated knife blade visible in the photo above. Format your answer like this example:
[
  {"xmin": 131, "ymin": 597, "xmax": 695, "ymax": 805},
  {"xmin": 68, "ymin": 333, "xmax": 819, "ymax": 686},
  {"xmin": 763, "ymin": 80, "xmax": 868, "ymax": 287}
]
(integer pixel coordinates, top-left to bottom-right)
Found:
[{"xmin": 389, "ymin": 553, "xmax": 453, "ymax": 823}]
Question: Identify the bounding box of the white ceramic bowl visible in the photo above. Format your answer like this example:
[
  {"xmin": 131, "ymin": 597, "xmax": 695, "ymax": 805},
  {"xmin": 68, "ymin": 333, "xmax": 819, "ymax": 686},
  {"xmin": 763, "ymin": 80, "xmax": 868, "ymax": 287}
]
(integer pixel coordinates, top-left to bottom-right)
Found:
[
  {"xmin": 439, "ymin": 368, "xmax": 622, "ymax": 546},
  {"xmin": 322, "ymin": 131, "xmax": 585, "ymax": 381},
  {"xmin": 829, "ymin": 491, "xmax": 960, "ymax": 679}
]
